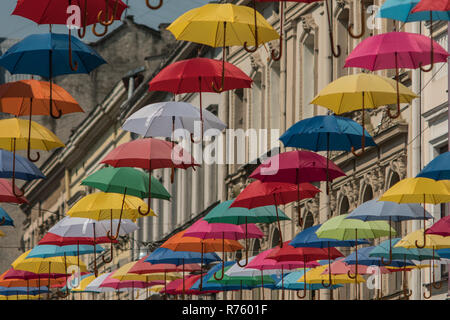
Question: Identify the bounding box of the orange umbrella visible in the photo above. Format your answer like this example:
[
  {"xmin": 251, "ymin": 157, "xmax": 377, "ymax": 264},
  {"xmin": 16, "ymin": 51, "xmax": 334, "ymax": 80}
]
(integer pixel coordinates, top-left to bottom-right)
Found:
[{"xmin": 161, "ymin": 230, "xmax": 243, "ymax": 291}]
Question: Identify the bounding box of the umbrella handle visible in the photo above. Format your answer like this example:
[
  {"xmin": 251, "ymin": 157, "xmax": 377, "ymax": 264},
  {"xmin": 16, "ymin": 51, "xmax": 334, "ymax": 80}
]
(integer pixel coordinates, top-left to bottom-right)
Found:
[
  {"xmin": 419, "ymin": 12, "xmax": 434, "ymax": 73},
  {"xmin": 270, "ymin": 3, "xmax": 283, "ymax": 61},
  {"xmin": 347, "ymin": 3, "xmax": 365, "ymax": 39},
  {"xmin": 98, "ymin": 0, "xmax": 119, "ymax": 26},
  {"xmin": 102, "ymin": 242, "xmax": 114, "ymax": 264},
  {"xmin": 146, "ymin": 0, "xmax": 163, "ymax": 10},
  {"xmin": 92, "ymin": 23, "xmax": 108, "ymax": 37},
  {"xmin": 325, "ymin": 0, "xmax": 341, "ymax": 58},
  {"xmin": 244, "ymin": 0, "xmax": 259, "ymax": 53}
]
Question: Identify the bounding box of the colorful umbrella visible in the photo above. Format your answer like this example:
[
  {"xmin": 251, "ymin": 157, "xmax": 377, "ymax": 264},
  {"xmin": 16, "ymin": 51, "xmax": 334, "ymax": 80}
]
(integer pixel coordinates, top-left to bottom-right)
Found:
[
  {"xmin": 230, "ymin": 180, "xmax": 320, "ymax": 247},
  {"xmin": 0, "ymin": 179, "xmax": 28, "ymax": 204},
  {"xmin": 380, "ymin": 177, "xmax": 450, "ymax": 248},
  {"xmin": 101, "ymin": 138, "xmax": 199, "ymax": 215},
  {"xmin": 0, "ymin": 207, "xmax": 14, "ymax": 226},
  {"xmin": 249, "ymin": 150, "xmax": 345, "ymax": 224},
  {"xmin": 346, "ymin": 198, "xmax": 433, "ymax": 265},
  {"xmin": 310, "ymin": 73, "xmax": 417, "ymax": 155},
  {"xmin": 344, "ymin": 31, "xmax": 448, "ymax": 117},
  {"xmin": 167, "ymin": 3, "xmax": 278, "ymax": 92},
  {"xmin": 81, "ymin": 166, "xmax": 169, "ymax": 240}
]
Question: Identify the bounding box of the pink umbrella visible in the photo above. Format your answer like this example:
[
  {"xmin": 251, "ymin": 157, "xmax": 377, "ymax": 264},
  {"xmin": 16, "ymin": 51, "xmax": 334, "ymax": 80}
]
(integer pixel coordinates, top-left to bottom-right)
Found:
[
  {"xmin": 245, "ymin": 247, "xmax": 320, "ymax": 299},
  {"xmin": 249, "ymin": 150, "xmax": 345, "ymax": 225},
  {"xmin": 184, "ymin": 218, "xmax": 263, "ymax": 279},
  {"xmin": 345, "ymin": 31, "xmax": 449, "ymax": 118}
]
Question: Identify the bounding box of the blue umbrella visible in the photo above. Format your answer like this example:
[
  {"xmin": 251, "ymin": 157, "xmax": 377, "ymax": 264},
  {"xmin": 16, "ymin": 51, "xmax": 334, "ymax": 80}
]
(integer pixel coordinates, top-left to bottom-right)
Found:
[
  {"xmin": 346, "ymin": 198, "xmax": 434, "ymax": 265},
  {"xmin": 378, "ymin": 0, "xmax": 450, "ymax": 23},
  {"xmin": 0, "ymin": 33, "xmax": 106, "ymax": 119},
  {"xmin": 145, "ymin": 247, "xmax": 221, "ymax": 265},
  {"xmin": 290, "ymin": 224, "xmax": 369, "ymax": 290},
  {"xmin": 417, "ymin": 151, "xmax": 450, "ymax": 180},
  {"xmin": 0, "ymin": 207, "xmax": 14, "ymax": 227},
  {"xmin": 27, "ymin": 244, "xmax": 104, "ymax": 259}
]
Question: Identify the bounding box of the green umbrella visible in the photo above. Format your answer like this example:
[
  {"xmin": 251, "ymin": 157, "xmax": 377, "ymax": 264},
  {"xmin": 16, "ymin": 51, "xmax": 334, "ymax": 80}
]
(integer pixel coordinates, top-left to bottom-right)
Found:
[
  {"xmin": 81, "ymin": 167, "xmax": 171, "ymax": 200},
  {"xmin": 316, "ymin": 214, "xmax": 395, "ymax": 300},
  {"xmin": 203, "ymin": 200, "xmax": 291, "ymax": 267}
]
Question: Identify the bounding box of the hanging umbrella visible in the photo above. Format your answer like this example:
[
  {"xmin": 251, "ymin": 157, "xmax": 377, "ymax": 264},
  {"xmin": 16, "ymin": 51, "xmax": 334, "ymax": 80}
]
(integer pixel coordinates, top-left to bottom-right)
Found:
[
  {"xmin": 203, "ymin": 199, "xmax": 290, "ymax": 267},
  {"xmin": 101, "ymin": 138, "xmax": 199, "ymax": 215},
  {"xmin": 249, "ymin": 150, "xmax": 345, "ymax": 225},
  {"xmin": 148, "ymin": 57, "xmax": 250, "ymax": 140},
  {"xmin": 230, "ymin": 180, "xmax": 320, "ymax": 248},
  {"xmin": 0, "ymin": 179, "xmax": 28, "ymax": 204},
  {"xmin": 310, "ymin": 73, "xmax": 417, "ymax": 156},
  {"xmin": 13, "ymin": 0, "xmax": 128, "ymax": 52},
  {"xmin": 122, "ymin": 101, "xmax": 226, "ymax": 144},
  {"xmin": 346, "ymin": 198, "xmax": 433, "ymax": 265},
  {"xmin": 184, "ymin": 218, "xmax": 263, "ymax": 280},
  {"xmin": 289, "ymin": 224, "xmax": 369, "ymax": 295},
  {"xmin": 394, "ymin": 230, "xmax": 450, "ymax": 299},
  {"xmin": 380, "ymin": 177, "xmax": 450, "ymax": 248},
  {"xmin": 0, "ymin": 33, "xmax": 104, "ymax": 119},
  {"xmin": 316, "ymin": 214, "xmax": 395, "ymax": 300},
  {"xmin": 81, "ymin": 166, "xmax": 169, "ymax": 240},
  {"xmin": 344, "ymin": 31, "xmax": 448, "ymax": 119},
  {"xmin": 0, "ymin": 207, "xmax": 15, "ymax": 227},
  {"xmin": 167, "ymin": 3, "xmax": 278, "ymax": 92}
]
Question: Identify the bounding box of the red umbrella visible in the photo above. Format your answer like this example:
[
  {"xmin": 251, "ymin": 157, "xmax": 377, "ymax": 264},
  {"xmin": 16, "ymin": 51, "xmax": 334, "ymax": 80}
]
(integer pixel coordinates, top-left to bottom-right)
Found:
[
  {"xmin": 267, "ymin": 241, "xmax": 343, "ymax": 298},
  {"xmin": 149, "ymin": 57, "xmax": 251, "ymax": 142},
  {"xmin": 101, "ymin": 138, "xmax": 200, "ymax": 216},
  {"xmin": 230, "ymin": 180, "xmax": 320, "ymax": 247},
  {"xmin": 0, "ymin": 179, "xmax": 28, "ymax": 204},
  {"xmin": 425, "ymin": 216, "xmax": 450, "ymax": 237},
  {"xmin": 12, "ymin": 0, "xmax": 128, "ymax": 69},
  {"xmin": 249, "ymin": 150, "xmax": 345, "ymax": 225}
]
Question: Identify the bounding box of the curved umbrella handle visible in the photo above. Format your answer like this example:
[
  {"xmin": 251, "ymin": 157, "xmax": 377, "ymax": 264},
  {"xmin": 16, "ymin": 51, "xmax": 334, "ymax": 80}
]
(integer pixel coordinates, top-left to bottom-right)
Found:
[
  {"xmin": 420, "ymin": 12, "xmax": 434, "ymax": 73},
  {"xmin": 244, "ymin": 0, "xmax": 259, "ymax": 53},
  {"xmin": 146, "ymin": 0, "xmax": 163, "ymax": 10},
  {"xmin": 270, "ymin": 3, "xmax": 283, "ymax": 61},
  {"xmin": 92, "ymin": 23, "xmax": 108, "ymax": 37},
  {"xmin": 325, "ymin": 0, "xmax": 341, "ymax": 58},
  {"xmin": 348, "ymin": 4, "xmax": 365, "ymax": 39}
]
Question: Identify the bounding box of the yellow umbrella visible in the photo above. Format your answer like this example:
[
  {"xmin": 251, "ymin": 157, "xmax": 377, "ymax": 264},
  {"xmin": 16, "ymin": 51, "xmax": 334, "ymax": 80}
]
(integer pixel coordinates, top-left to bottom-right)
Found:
[
  {"xmin": 310, "ymin": 73, "xmax": 417, "ymax": 155},
  {"xmin": 167, "ymin": 3, "xmax": 278, "ymax": 92},
  {"xmin": 380, "ymin": 178, "xmax": 450, "ymax": 248},
  {"xmin": 110, "ymin": 262, "xmax": 181, "ymax": 282},
  {"xmin": 0, "ymin": 118, "xmax": 64, "ymax": 196}
]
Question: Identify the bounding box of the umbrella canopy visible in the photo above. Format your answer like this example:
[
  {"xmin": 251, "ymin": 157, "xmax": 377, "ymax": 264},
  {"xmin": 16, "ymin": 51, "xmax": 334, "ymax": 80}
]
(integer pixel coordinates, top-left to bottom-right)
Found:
[
  {"xmin": 161, "ymin": 230, "xmax": 243, "ymax": 253},
  {"xmin": 0, "ymin": 149, "xmax": 45, "ymax": 181},
  {"xmin": 122, "ymin": 101, "xmax": 226, "ymax": 138},
  {"xmin": 344, "ymin": 32, "xmax": 449, "ymax": 71},
  {"xmin": 12, "ymin": 250, "xmax": 88, "ymax": 274},
  {"xmin": 310, "ymin": 73, "xmax": 418, "ymax": 114},
  {"xmin": 0, "ymin": 207, "xmax": 14, "ymax": 226},
  {"xmin": 81, "ymin": 166, "xmax": 171, "ymax": 200},
  {"xmin": 66, "ymin": 192, "xmax": 154, "ymax": 220},
  {"xmin": 100, "ymin": 138, "xmax": 199, "ymax": 170},
  {"xmin": 346, "ymin": 198, "xmax": 434, "ymax": 222},
  {"xmin": 426, "ymin": 216, "xmax": 450, "ymax": 237},
  {"xmin": 290, "ymin": 224, "xmax": 370, "ymax": 248},
  {"xmin": 145, "ymin": 247, "xmax": 221, "ymax": 266},
  {"xmin": 203, "ymin": 199, "xmax": 291, "ymax": 224},
  {"xmin": 0, "ymin": 33, "xmax": 106, "ymax": 78},
  {"xmin": 27, "ymin": 244, "xmax": 104, "ymax": 259},
  {"xmin": 370, "ymin": 238, "xmax": 440, "ymax": 261},
  {"xmin": 183, "ymin": 218, "xmax": 263, "ymax": 240},
  {"xmin": 0, "ymin": 118, "xmax": 64, "ymax": 151},
  {"xmin": 0, "ymin": 179, "xmax": 28, "ymax": 204},
  {"xmin": 378, "ymin": 0, "xmax": 450, "ymax": 22},
  {"xmin": 316, "ymin": 214, "xmax": 396, "ymax": 240},
  {"xmin": 249, "ymin": 150, "xmax": 345, "ymax": 184},
  {"xmin": 417, "ymin": 151, "xmax": 450, "ymax": 180},
  {"xmin": 149, "ymin": 57, "xmax": 252, "ymax": 94},
  {"xmin": 279, "ymin": 115, "xmax": 376, "ymax": 151},
  {"xmin": 167, "ymin": 3, "xmax": 279, "ymax": 48}
]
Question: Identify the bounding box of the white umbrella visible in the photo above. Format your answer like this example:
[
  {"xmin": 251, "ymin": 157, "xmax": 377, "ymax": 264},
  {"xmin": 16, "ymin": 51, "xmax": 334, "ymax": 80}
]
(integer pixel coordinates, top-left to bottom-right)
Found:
[{"xmin": 122, "ymin": 101, "xmax": 226, "ymax": 141}]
